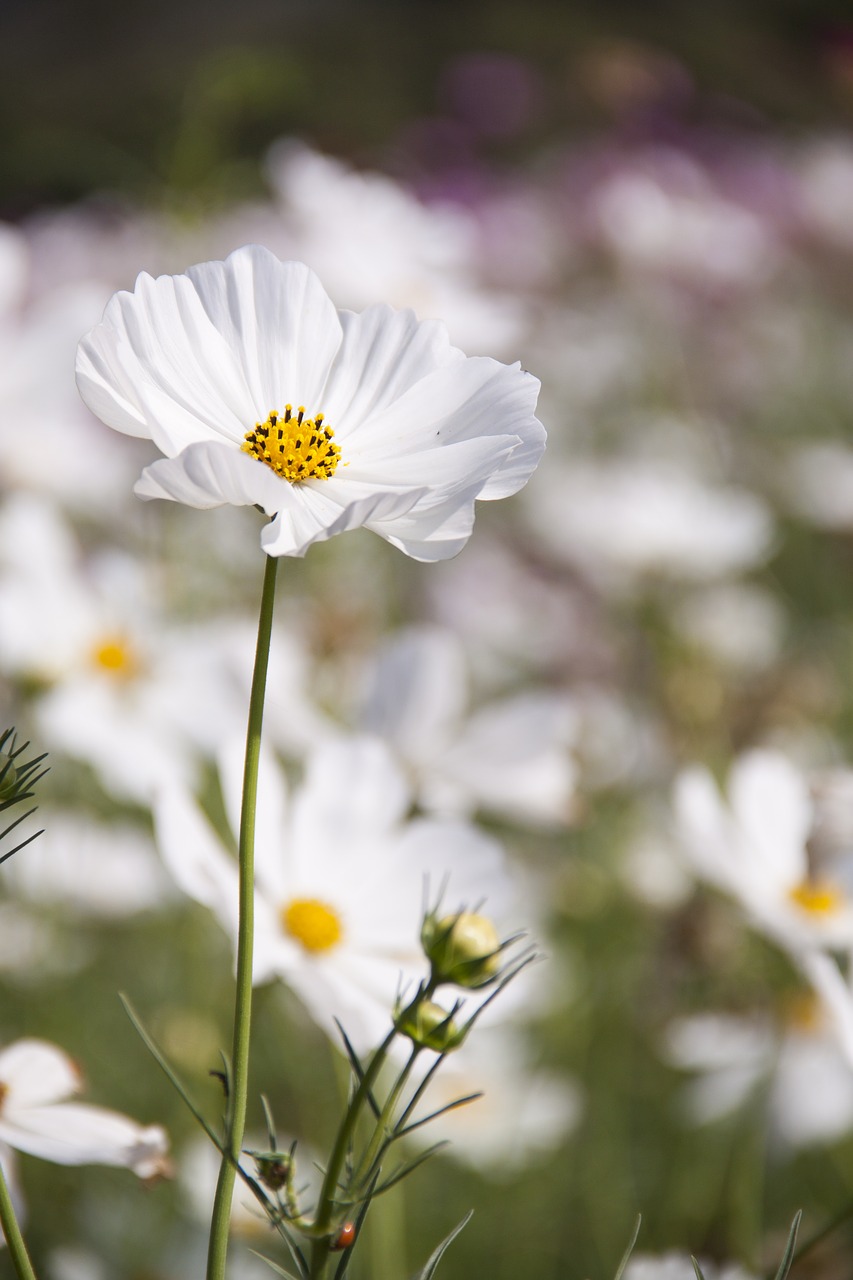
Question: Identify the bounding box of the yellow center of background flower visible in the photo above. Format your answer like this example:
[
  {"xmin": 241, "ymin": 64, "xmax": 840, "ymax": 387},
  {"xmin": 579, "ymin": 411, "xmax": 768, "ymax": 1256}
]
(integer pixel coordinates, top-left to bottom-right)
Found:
[
  {"xmin": 788, "ymin": 879, "xmax": 844, "ymax": 915},
  {"xmin": 91, "ymin": 636, "xmax": 139, "ymax": 678},
  {"xmin": 0, "ymin": 1082, "xmax": 7, "ymax": 1110},
  {"xmin": 242, "ymin": 406, "xmax": 341, "ymax": 482},
  {"xmin": 281, "ymin": 897, "xmax": 343, "ymax": 952}
]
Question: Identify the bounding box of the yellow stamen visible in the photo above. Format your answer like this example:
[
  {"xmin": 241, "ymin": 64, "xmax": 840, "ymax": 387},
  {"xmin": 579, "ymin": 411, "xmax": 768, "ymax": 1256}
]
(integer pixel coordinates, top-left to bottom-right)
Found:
[
  {"xmin": 788, "ymin": 879, "xmax": 844, "ymax": 915},
  {"xmin": 91, "ymin": 636, "xmax": 139, "ymax": 678},
  {"xmin": 281, "ymin": 897, "xmax": 343, "ymax": 953},
  {"xmin": 0, "ymin": 1082, "xmax": 7, "ymax": 1110},
  {"xmin": 242, "ymin": 406, "xmax": 340, "ymax": 482}
]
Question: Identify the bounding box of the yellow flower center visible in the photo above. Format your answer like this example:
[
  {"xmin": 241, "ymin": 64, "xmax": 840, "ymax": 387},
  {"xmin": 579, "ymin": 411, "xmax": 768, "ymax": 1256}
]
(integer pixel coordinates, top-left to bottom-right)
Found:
[
  {"xmin": 91, "ymin": 636, "xmax": 139, "ymax": 678},
  {"xmin": 242, "ymin": 406, "xmax": 341, "ymax": 482},
  {"xmin": 788, "ymin": 879, "xmax": 845, "ymax": 915},
  {"xmin": 0, "ymin": 1082, "xmax": 6, "ymax": 1110},
  {"xmin": 281, "ymin": 897, "xmax": 343, "ymax": 953}
]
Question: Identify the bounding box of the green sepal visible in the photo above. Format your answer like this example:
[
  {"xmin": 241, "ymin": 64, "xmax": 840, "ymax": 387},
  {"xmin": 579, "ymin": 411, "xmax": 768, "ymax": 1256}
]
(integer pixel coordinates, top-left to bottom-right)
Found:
[{"xmin": 413, "ymin": 1210, "xmax": 474, "ymax": 1280}]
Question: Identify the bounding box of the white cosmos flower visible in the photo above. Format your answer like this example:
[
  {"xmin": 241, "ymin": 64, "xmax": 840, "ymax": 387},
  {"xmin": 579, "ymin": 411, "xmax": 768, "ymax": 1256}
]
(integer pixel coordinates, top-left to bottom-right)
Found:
[
  {"xmin": 154, "ymin": 735, "xmax": 525, "ymax": 1050},
  {"xmin": 674, "ymin": 750, "xmax": 853, "ymax": 952},
  {"xmin": 0, "ymin": 496, "xmax": 245, "ymax": 802},
  {"xmin": 664, "ymin": 1006, "xmax": 853, "ymax": 1147},
  {"xmin": 76, "ymin": 244, "xmax": 545, "ymax": 561},
  {"xmin": 0, "ymin": 1039, "xmax": 170, "ymax": 1177}
]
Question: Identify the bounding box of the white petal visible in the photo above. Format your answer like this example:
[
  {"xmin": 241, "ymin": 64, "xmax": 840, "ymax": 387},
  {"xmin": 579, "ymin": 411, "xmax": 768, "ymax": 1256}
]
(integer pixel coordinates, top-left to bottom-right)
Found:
[
  {"xmin": 321, "ymin": 305, "xmax": 463, "ymax": 431},
  {"xmin": 359, "ymin": 627, "xmax": 466, "ymax": 766},
  {"xmin": 800, "ymin": 950, "xmax": 853, "ymax": 1068},
  {"xmin": 259, "ymin": 483, "xmax": 427, "ymax": 558},
  {"xmin": 186, "ymin": 247, "xmax": 343, "ymax": 414},
  {"xmin": 0, "ymin": 1041, "xmax": 80, "ymax": 1108},
  {"xmin": 289, "ymin": 738, "xmax": 411, "ymax": 884},
  {"xmin": 437, "ymin": 694, "xmax": 578, "ymax": 826},
  {"xmin": 135, "ymin": 439, "xmax": 285, "ymax": 511},
  {"xmin": 729, "ymin": 751, "xmax": 812, "ymax": 890},
  {"xmin": 153, "ymin": 785, "xmax": 240, "ymax": 942},
  {"xmin": 674, "ymin": 766, "xmax": 739, "ymax": 891},
  {"xmin": 345, "ymin": 355, "xmax": 544, "ymax": 499},
  {"xmin": 0, "ymin": 1103, "xmax": 169, "ymax": 1175},
  {"xmin": 78, "ymin": 275, "xmax": 254, "ymax": 454}
]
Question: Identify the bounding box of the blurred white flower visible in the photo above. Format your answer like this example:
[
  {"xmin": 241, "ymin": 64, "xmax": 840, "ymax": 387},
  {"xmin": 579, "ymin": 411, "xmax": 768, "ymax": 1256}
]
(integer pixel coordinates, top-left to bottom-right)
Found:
[
  {"xmin": 265, "ymin": 144, "xmax": 526, "ymax": 354},
  {"xmin": 785, "ymin": 441, "xmax": 853, "ymax": 530},
  {"xmin": 3, "ymin": 810, "xmax": 171, "ymax": 919},
  {"xmin": 0, "ymin": 1039, "xmax": 170, "ymax": 1176},
  {"xmin": 674, "ymin": 750, "xmax": 853, "ymax": 951},
  {"xmin": 357, "ymin": 626, "xmax": 578, "ymax": 826},
  {"xmin": 664, "ymin": 1003, "xmax": 853, "ymax": 1148},
  {"xmin": 76, "ymin": 245, "xmax": 544, "ymax": 561},
  {"xmin": 591, "ymin": 157, "xmax": 777, "ymax": 289},
  {"xmin": 154, "ymin": 735, "xmax": 525, "ymax": 1049},
  {"xmin": 672, "ymin": 583, "xmax": 786, "ymax": 673},
  {"xmin": 526, "ymin": 460, "xmax": 773, "ymax": 590},
  {"xmin": 796, "ymin": 139, "xmax": 853, "ymax": 251},
  {"xmin": 0, "ymin": 495, "xmax": 244, "ymax": 801}
]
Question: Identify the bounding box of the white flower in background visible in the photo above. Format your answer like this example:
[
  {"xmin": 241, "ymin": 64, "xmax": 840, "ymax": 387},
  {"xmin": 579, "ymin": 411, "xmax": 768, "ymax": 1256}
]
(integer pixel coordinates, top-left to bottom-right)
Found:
[
  {"xmin": 0, "ymin": 224, "xmax": 142, "ymax": 513},
  {"xmin": 154, "ymin": 736, "xmax": 526, "ymax": 1050},
  {"xmin": 406, "ymin": 1025, "xmax": 580, "ymax": 1175},
  {"xmin": 0, "ymin": 1039, "xmax": 170, "ymax": 1177},
  {"xmin": 785, "ymin": 441, "xmax": 853, "ymax": 530},
  {"xmin": 590, "ymin": 156, "xmax": 776, "ymax": 289},
  {"xmin": 264, "ymin": 144, "xmax": 526, "ymax": 354},
  {"xmin": 0, "ymin": 495, "xmax": 245, "ymax": 801},
  {"xmin": 356, "ymin": 626, "xmax": 578, "ymax": 826},
  {"xmin": 424, "ymin": 537, "xmax": 606, "ymax": 681},
  {"xmin": 671, "ymin": 583, "xmax": 786, "ymax": 673},
  {"xmin": 76, "ymin": 245, "xmax": 545, "ymax": 561},
  {"xmin": 525, "ymin": 460, "xmax": 773, "ymax": 591},
  {"xmin": 664, "ymin": 1004, "xmax": 853, "ymax": 1148},
  {"xmin": 674, "ymin": 750, "xmax": 853, "ymax": 951},
  {"xmin": 3, "ymin": 810, "xmax": 171, "ymax": 919},
  {"xmin": 0, "ymin": 904, "xmax": 90, "ymax": 986},
  {"xmin": 796, "ymin": 139, "xmax": 853, "ymax": 251}
]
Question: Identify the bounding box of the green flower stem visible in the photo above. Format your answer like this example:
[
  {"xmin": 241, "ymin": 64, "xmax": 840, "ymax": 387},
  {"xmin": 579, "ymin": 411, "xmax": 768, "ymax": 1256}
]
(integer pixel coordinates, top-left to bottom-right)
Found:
[
  {"xmin": 206, "ymin": 551, "xmax": 279, "ymax": 1280},
  {"xmin": 309, "ymin": 1027, "xmax": 399, "ymax": 1280},
  {"xmin": 0, "ymin": 1159, "xmax": 38, "ymax": 1280},
  {"xmin": 353, "ymin": 1043, "xmax": 421, "ymax": 1188}
]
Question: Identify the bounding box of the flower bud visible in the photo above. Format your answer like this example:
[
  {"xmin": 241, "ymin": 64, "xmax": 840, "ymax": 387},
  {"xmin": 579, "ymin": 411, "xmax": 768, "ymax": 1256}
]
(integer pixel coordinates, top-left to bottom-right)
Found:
[
  {"xmin": 422, "ymin": 911, "xmax": 502, "ymax": 988},
  {"xmin": 253, "ymin": 1151, "xmax": 292, "ymax": 1191},
  {"xmin": 395, "ymin": 999, "xmax": 464, "ymax": 1053}
]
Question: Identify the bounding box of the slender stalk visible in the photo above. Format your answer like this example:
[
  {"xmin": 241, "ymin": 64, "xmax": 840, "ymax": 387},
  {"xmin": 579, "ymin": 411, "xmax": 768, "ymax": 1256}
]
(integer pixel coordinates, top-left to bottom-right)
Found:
[
  {"xmin": 308, "ymin": 1028, "xmax": 399, "ymax": 1280},
  {"xmin": 0, "ymin": 1161, "xmax": 38, "ymax": 1280},
  {"xmin": 352, "ymin": 1043, "xmax": 421, "ymax": 1188},
  {"xmin": 206, "ymin": 551, "xmax": 279, "ymax": 1280}
]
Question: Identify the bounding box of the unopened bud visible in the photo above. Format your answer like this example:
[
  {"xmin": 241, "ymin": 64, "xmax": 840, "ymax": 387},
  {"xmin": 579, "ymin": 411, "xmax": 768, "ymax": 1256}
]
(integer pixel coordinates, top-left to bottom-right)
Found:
[
  {"xmin": 395, "ymin": 999, "xmax": 464, "ymax": 1053},
  {"xmin": 422, "ymin": 911, "xmax": 502, "ymax": 988},
  {"xmin": 253, "ymin": 1151, "xmax": 292, "ymax": 1191}
]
